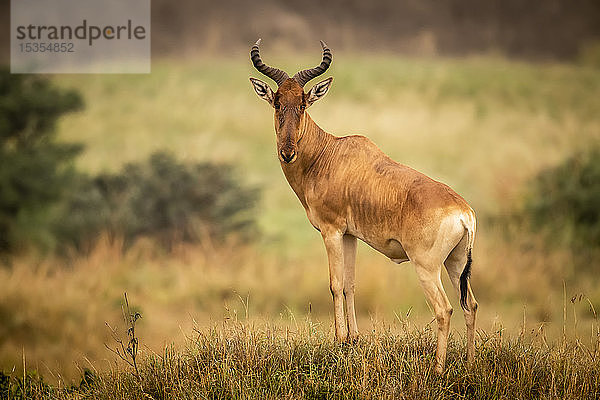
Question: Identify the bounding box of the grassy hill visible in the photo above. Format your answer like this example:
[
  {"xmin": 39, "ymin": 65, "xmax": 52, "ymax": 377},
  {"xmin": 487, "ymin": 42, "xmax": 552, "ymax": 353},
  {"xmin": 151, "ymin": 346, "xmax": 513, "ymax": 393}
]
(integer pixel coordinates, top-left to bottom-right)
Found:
[{"xmin": 5, "ymin": 320, "xmax": 600, "ymax": 399}]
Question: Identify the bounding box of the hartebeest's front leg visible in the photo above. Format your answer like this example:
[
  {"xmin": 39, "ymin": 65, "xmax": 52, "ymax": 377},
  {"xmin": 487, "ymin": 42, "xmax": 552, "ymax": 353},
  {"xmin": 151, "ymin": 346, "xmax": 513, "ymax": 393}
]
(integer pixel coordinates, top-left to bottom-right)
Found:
[
  {"xmin": 322, "ymin": 231, "xmax": 347, "ymax": 341},
  {"xmin": 343, "ymin": 234, "xmax": 359, "ymax": 340}
]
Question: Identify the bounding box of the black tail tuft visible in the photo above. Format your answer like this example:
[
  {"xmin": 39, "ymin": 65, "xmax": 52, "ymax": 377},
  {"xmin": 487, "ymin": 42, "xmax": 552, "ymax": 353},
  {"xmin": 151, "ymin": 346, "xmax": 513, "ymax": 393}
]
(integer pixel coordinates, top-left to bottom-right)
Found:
[{"xmin": 459, "ymin": 248, "xmax": 472, "ymax": 311}]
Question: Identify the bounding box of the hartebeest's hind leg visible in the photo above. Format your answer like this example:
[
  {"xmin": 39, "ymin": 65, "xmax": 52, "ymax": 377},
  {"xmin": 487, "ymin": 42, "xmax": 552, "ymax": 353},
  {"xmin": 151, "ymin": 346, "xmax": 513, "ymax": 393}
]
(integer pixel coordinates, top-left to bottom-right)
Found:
[
  {"xmin": 445, "ymin": 239, "xmax": 478, "ymax": 366},
  {"xmin": 343, "ymin": 234, "xmax": 359, "ymax": 341},
  {"xmin": 414, "ymin": 262, "xmax": 453, "ymax": 374},
  {"xmin": 322, "ymin": 231, "xmax": 348, "ymax": 341}
]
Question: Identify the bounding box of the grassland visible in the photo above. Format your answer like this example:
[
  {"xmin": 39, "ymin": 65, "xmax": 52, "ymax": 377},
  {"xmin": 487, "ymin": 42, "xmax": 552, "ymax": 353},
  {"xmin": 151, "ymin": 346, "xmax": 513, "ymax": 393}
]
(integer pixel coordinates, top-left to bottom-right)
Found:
[
  {"xmin": 1, "ymin": 53, "xmax": 600, "ymax": 395},
  {"xmin": 5, "ymin": 318, "xmax": 600, "ymax": 399},
  {"xmin": 87, "ymin": 323, "xmax": 600, "ymax": 399}
]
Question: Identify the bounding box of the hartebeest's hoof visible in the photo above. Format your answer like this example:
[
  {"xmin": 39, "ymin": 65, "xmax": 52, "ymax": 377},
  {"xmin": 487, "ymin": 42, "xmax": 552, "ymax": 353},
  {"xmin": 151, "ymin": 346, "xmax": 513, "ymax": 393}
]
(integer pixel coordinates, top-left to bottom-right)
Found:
[
  {"xmin": 334, "ymin": 331, "xmax": 347, "ymax": 343},
  {"xmin": 434, "ymin": 364, "xmax": 445, "ymax": 375},
  {"xmin": 345, "ymin": 334, "xmax": 359, "ymax": 345},
  {"xmin": 466, "ymin": 356, "xmax": 475, "ymax": 369}
]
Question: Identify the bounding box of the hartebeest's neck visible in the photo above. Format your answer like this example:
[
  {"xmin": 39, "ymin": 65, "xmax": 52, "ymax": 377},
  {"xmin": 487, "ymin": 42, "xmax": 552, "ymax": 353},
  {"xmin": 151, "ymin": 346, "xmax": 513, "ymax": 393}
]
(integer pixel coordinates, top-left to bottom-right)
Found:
[{"xmin": 280, "ymin": 113, "xmax": 334, "ymax": 206}]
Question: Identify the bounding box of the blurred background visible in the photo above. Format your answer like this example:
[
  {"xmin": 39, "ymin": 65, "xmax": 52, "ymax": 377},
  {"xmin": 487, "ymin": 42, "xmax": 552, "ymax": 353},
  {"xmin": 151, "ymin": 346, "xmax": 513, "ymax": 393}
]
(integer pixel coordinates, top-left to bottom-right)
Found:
[{"xmin": 0, "ymin": 0, "xmax": 599, "ymax": 381}]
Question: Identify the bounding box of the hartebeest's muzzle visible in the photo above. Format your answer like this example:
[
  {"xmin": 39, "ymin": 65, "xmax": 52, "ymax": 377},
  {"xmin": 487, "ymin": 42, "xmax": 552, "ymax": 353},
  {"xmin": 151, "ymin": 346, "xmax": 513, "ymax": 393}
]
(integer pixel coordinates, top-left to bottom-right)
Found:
[
  {"xmin": 279, "ymin": 147, "xmax": 297, "ymax": 164},
  {"xmin": 278, "ymin": 116, "xmax": 300, "ymax": 164}
]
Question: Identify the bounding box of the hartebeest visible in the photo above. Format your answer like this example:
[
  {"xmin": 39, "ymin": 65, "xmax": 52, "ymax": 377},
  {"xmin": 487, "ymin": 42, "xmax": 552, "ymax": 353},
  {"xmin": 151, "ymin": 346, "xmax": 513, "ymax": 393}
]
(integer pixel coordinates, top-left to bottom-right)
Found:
[{"xmin": 249, "ymin": 39, "xmax": 478, "ymax": 373}]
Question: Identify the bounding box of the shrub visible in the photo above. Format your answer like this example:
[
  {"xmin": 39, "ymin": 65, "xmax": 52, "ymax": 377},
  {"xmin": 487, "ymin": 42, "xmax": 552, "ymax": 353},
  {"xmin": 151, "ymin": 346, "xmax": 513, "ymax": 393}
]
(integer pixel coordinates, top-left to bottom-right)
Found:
[
  {"xmin": 0, "ymin": 69, "xmax": 83, "ymax": 253},
  {"xmin": 55, "ymin": 151, "xmax": 260, "ymax": 251},
  {"xmin": 0, "ymin": 70, "xmax": 258, "ymax": 255},
  {"xmin": 524, "ymin": 147, "xmax": 600, "ymax": 258}
]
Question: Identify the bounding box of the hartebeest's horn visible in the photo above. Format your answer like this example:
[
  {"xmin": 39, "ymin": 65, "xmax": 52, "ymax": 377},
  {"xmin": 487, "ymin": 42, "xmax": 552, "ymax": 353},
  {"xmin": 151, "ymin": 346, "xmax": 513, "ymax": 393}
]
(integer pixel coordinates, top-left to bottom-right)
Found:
[
  {"xmin": 292, "ymin": 41, "xmax": 332, "ymax": 87},
  {"xmin": 250, "ymin": 39, "xmax": 289, "ymax": 86}
]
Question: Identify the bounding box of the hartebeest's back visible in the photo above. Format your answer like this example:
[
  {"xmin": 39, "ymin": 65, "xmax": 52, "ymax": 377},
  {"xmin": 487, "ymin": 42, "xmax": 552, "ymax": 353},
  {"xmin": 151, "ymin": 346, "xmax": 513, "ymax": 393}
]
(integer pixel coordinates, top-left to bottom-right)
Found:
[{"xmin": 249, "ymin": 39, "xmax": 478, "ymax": 374}]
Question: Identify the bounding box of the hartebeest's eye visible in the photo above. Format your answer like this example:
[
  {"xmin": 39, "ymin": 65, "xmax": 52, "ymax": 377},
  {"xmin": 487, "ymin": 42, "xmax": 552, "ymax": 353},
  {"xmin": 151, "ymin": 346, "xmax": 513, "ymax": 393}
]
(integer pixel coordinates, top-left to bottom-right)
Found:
[{"xmin": 300, "ymin": 105, "xmax": 306, "ymax": 111}]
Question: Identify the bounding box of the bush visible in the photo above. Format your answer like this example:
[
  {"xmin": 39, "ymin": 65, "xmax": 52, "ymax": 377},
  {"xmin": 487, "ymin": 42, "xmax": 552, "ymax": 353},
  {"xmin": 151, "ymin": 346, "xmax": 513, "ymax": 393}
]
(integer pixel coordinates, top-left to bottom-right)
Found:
[
  {"xmin": 524, "ymin": 148, "xmax": 600, "ymax": 256},
  {"xmin": 0, "ymin": 70, "xmax": 259, "ymax": 255},
  {"xmin": 0, "ymin": 69, "xmax": 83, "ymax": 253},
  {"xmin": 55, "ymin": 152, "xmax": 259, "ymax": 251}
]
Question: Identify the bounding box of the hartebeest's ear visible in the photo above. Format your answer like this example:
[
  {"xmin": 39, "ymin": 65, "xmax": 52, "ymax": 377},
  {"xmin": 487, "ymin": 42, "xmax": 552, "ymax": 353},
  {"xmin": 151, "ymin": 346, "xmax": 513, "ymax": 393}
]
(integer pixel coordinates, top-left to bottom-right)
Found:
[
  {"xmin": 249, "ymin": 77, "xmax": 275, "ymax": 107},
  {"xmin": 306, "ymin": 77, "xmax": 333, "ymax": 107}
]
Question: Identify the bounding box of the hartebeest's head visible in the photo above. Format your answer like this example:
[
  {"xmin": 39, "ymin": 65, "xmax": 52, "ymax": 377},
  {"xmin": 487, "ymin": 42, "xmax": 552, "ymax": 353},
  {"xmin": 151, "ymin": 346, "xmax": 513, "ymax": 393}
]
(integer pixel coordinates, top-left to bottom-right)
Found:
[{"xmin": 249, "ymin": 39, "xmax": 333, "ymax": 164}]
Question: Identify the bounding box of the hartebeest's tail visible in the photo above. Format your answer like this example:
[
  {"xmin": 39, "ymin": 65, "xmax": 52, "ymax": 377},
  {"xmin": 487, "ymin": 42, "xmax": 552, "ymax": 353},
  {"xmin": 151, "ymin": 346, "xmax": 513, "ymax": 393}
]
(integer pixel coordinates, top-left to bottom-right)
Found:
[
  {"xmin": 459, "ymin": 248, "xmax": 472, "ymax": 311},
  {"xmin": 459, "ymin": 216, "xmax": 475, "ymax": 311}
]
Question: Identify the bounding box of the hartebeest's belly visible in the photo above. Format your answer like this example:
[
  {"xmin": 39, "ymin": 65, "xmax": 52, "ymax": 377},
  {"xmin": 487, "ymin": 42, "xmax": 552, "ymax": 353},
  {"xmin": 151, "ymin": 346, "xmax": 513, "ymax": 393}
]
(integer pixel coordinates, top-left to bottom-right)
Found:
[
  {"xmin": 304, "ymin": 198, "xmax": 412, "ymax": 263},
  {"xmin": 367, "ymin": 238, "xmax": 410, "ymax": 264},
  {"xmin": 346, "ymin": 223, "xmax": 410, "ymax": 264}
]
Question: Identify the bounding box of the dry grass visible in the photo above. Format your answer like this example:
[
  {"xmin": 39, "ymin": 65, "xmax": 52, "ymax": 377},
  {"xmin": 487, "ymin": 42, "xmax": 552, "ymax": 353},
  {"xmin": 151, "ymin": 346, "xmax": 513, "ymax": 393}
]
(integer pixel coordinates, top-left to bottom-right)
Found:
[
  {"xmin": 5, "ymin": 316, "xmax": 600, "ymax": 399},
  {"xmin": 87, "ymin": 321, "xmax": 600, "ymax": 399}
]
